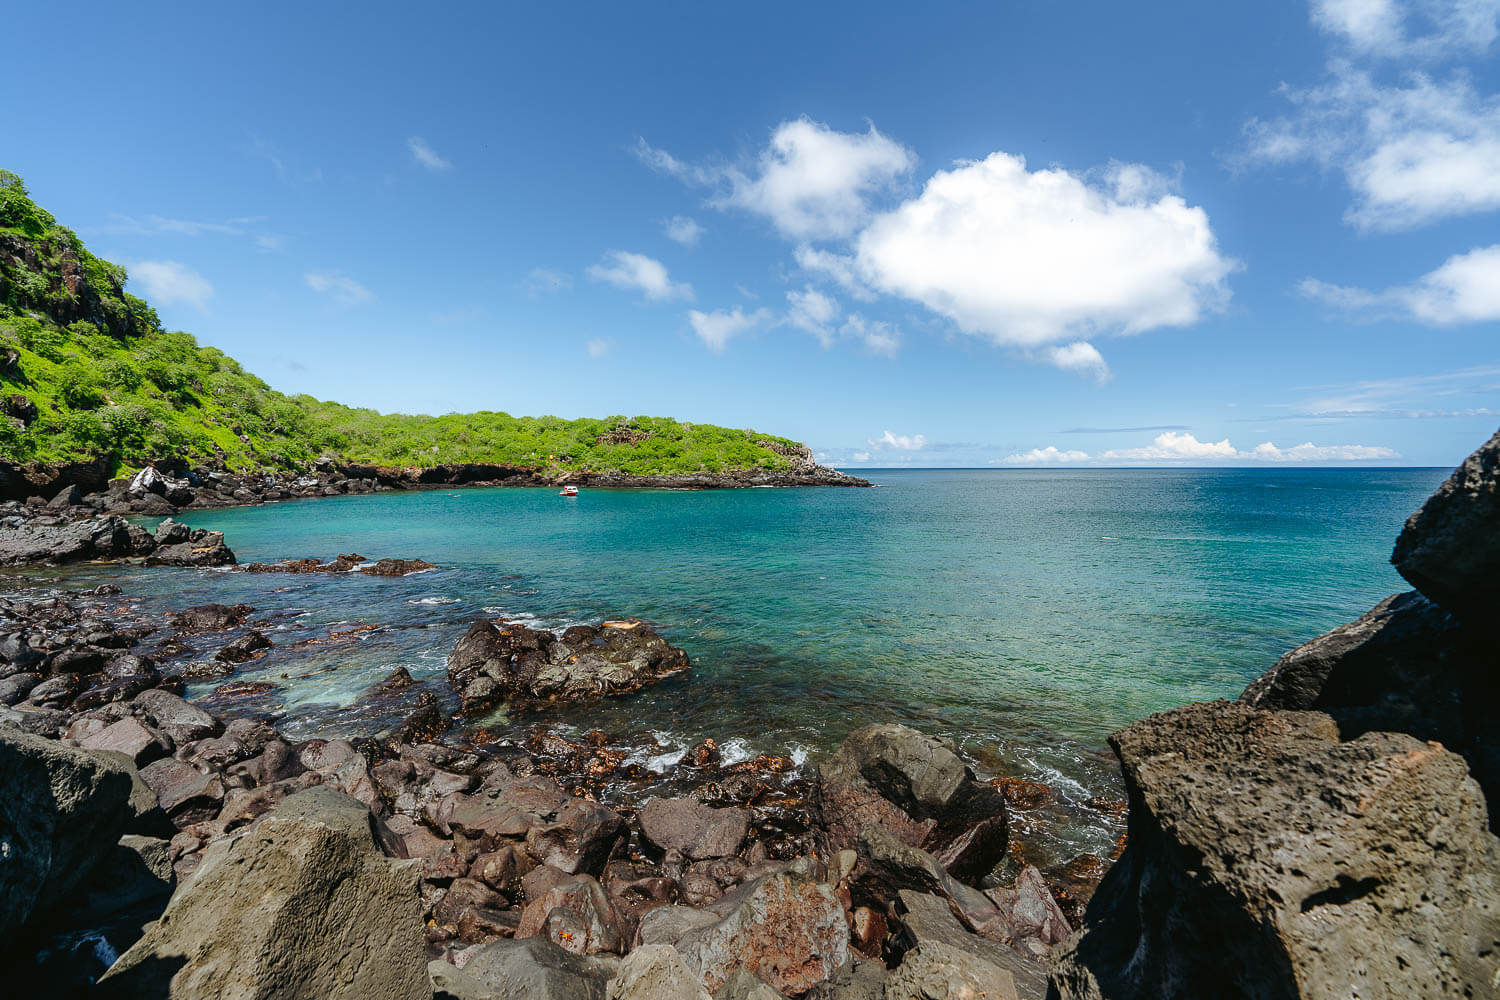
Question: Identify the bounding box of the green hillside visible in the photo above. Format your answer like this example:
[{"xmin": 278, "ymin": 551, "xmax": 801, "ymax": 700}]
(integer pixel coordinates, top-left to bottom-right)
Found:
[{"xmin": 0, "ymin": 171, "xmax": 803, "ymax": 477}]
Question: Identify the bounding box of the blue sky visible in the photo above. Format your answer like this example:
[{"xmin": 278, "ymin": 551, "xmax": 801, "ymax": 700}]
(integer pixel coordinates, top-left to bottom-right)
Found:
[{"xmin": 3, "ymin": 1, "xmax": 1497, "ymax": 467}]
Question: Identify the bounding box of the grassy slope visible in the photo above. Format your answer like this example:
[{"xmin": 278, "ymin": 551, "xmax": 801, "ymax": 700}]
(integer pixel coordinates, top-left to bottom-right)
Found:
[{"xmin": 0, "ymin": 171, "xmax": 801, "ymax": 478}]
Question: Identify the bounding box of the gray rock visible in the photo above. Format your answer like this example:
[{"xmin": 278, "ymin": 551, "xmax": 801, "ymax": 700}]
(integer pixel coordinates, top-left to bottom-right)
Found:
[
  {"xmin": 98, "ymin": 787, "xmax": 426, "ymax": 999},
  {"xmin": 634, "ymin": 905, "xmax": 720, "ymax": 948},
  {"xmin": 1048, "ymin": 701, "xmax": 1500, "ymax": 1000},
  {"xmin": 0, "ymin": 514, "xmax": 139, "ymax": 565},
  {"xmin": 890, "ymin": 891, "xmax": 1047, "ymax": 1000},
  {"xmin": 854, "ymin": 825, "xmax": 996, "ymax": 926},
  {"xmin": 0, "ymin": 725, "xmax": 134, "ymax": 937},
  {"xmin": 429, "ymin": 938, "xmax": 611, "ymax": 1000},
  {"xmin": 715, "ymin": 968, "xmax": 786, "ymax": 1000},
  {"xmin": 976, "ymin": 867, "xmax": 1072, "ymax": 962},
  {"xmin": 674, "ymin": 868, "xmax": 850, "ymax": 996},
  {"xmin": 885, "ymin": 940, "xmax": 1019, "ymax": 1000},
  {"xmin": 640, "ymin": 797, "xmax": 749, "ymax": 862},
  {"xmin": 802, "ymin": 959, "xmax": 888, "ymax": 1000},
  {"xmin": 81, "ymin": 716, "xmax": 168, "ymax": 766},
  {"xmin": 607, "ymin": 944, "xmax": 711, "ymax": 1000},
  {"xmin": 138, "ymin": 757, "xmax": 225, "ymax": 825},
  {"xmin": 134, "ymin": 687, "xmax": 222, "ymax": 744},
  {"xmin": 1391, "ymin": 426, "xmax": 1500, "ymax": 622},
  {"xmin": 815, "ymin": 723, "xmax": 1007, "ymax": 884},
  {"xmin": 80, "ymin": 834, "xmax": 176, "ymax": 920}
]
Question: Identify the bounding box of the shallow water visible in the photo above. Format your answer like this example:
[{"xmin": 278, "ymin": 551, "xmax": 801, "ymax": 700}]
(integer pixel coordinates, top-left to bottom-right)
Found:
[{"xmin": 34, "ymin": 467, "xmax": 1445, "ymax": 863}]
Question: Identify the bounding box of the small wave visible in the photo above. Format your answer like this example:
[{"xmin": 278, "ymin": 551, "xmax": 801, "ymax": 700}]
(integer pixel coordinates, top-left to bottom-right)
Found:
[
  {"xmin": 408, "ymin": 596, "xmax": 462, "ymax": 606},
  {"xmin": 718, "ymin": 737, "xmax": 753, "ymax": 767}
]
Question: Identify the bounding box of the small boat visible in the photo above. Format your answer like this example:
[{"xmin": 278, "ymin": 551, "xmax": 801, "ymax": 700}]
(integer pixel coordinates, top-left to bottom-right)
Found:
[{"xmin": 559, "ymin": 485, "xmax": 579, "ymax": 497}]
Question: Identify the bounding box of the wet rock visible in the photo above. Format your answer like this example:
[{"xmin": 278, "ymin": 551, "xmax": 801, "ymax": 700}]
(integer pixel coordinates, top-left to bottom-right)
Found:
[
  {"xmin": 815, "ymin": 723, "xmax": 1007, "ymax": 885},
  {"xmin": 134, "ymin": 687, "xmax": 222, "ymax": 744},
  {"xmin": 639, "ymin": 797, "xmax": 750, "ymax": 862},
  {"xmin": 674, "ymin": 867, "xmax": 850, "ymax": 996},
  {"xmin": 1391, "ymin": 426, "xmax": 1499, "ymax": 623},
  {"xmin": 447, "ymin": 618, "xmax": 690, "ymax": 714},
  {"xmin": 362, "ymin": 557, "xmax": 438, "ymax": 576},
  {"xmin": 172, "ymin": 603, "xmax": 253, "ymax": 633},
  {"xmin": 99, "ymin": 787, "xmax": 426, "ymax": 999},
  {"xmin": 428, "ymin": 937, "xmax": 611, "ymax": 1000},
  {"xmin": 27, "ymin": 671, "xmax": 87, "ymax": 707},
  {"xmin": 0, "ymin": 670, "xmax": 41, "ymax": 704},
  {"xmin": 397, "ymin": 703, "xmax": 450, "ymax": 744},
  {"xmin": 0, "ymin": 726, "xmax": 135, "ymax": 937},
  {"xmin": 1048, "ymin": 701, "xmax": 1500, "ymax": 1000},
  {"xmin": 608, "ymin": 944, "xmax": 711, "ymax": 1000},
  {"xmin": 215, "ymin": 629, "xmax": 272, "ymax": 663}
]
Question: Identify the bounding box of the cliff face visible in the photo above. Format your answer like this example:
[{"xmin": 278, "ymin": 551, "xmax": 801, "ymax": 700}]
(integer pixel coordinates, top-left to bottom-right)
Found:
[{"xmin": 1049, "ymin": 427, "xmax": 1500, "ymax": 1000}]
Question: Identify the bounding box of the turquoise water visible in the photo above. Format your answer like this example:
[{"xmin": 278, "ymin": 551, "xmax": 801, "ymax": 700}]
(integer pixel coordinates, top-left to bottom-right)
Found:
[{"xmin": 40, "ymin": 467, "xmax": 1443, "ymax": 857}]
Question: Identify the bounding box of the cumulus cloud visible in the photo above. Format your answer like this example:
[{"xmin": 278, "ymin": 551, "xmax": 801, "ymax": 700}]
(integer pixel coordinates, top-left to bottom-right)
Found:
[
  {"xmin": 586, "ymin": 337, "xmax": 611, "ymax": 358},
  {"xmin": 1299, "ymin": 243, "xmax": 1500, "ymax": 322},
  {"xmin": 853, "ymin": 155, "xmax": 1235, "ymax": 348},
  {"xmin": 130, "ymin": 260, "xmax": 213, "ymax": 308},
  {"xmin": 588, "ymin": 251, "xmax": 693, "ymax": 302},
  {"xmin": 304, "ymin": 271, "xmax": 373, "ymax": 306},
  {"xmin": 1045, "ymin": 341, "xmax": 1111, "ymax": 383},
  {"xmin": 869, "ymin": 430, "xmax": 927, "ymax": 451},
  {"xmin": 1310, "ymin": 0, "xmax": 1500, "ymax": 58},
  {"xmin": 793, "ymin": 245, "xmax": 878, "ymax": 301},
  {"xmin": 687, "ymin": 306, "xmax": 771, "ymax": 352},
  {"xmin": 1000, "ymin": 446, "xmax": 1091, "ymax": 464},
  {"xmin": 1003, "ymin": 430, "xmax": 1399, "ymax": 464},
  {"xmin": 664, "ymin": 216, "xmax": 705, "ymax": 246},
  {"xmin": 408, "ymin": 137, "xmax": 452, "ymax": 171},
  {"xmin": 639, "ymin": 118, "xmax": 916, "ymax": 241}
]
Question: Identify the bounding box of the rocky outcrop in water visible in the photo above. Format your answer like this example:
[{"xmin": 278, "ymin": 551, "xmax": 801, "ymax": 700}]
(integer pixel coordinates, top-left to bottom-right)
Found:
[
  {"xmin": 1050, "ymin": 426, "xmax": 1500, "ymax": 1000},
  {"xmin": 446, "ymin": 619, "xmax": 691, "ymax": 713}
]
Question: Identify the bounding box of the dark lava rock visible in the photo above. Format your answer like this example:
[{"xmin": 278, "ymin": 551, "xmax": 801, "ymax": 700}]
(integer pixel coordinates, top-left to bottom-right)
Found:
[
  {"xmin": 447, "ymin": 618, "xmax": 690, "ymax": 714},
  {"xmin": 1241, "ymin": 589, "xmax": 1498, "ymax": 827},
  {"xmin": 0, "ymin": 726, "xmax": 135, "ymax": 938},
  {"xmin": 814, "ymin": 723, "xmax": 1007, "ymax": 885},
  {"xmin": 215, "ymin": 630, "xmax": 273, "ymax": 663},
  {"xmin": 145, "ymin": 526, "xmax": 236, "ymax": 567},
  {"xmin": 361, "ymin": 558, "xmax": 437, "ymax": 576},
  {"xmin": 1048, "ymin": 701, "xmax": 1500, "ymax": 1000},
  {"xmin": 0, "ymin": 514, "xmax": 140, "ymax": 565},
  {"xmin": 172, "ymin": 603, "xmax": 254, "ymax": 633},
  {"xmin": 1391, "ymin": 426, "xmax": 1499, "ymax": 623}
]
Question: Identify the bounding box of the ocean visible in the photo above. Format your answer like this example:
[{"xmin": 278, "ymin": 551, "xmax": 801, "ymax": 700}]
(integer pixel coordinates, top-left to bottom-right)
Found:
[{"xmin": 31, "ymin": 466, "xmax": 1447, "ymax": 864}]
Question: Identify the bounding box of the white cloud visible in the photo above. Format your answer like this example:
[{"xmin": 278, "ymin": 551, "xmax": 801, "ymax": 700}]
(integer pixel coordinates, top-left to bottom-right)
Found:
[
  {"xmin": 839, "ymin": 314, "xmax": 902, "ymax": 357},
  {"xmin": 1299, "ymin": 243, "xmax": 1500, "ymax": 322},
  {"xmin": 687, "ymin": 306, "xmax": 771, "ymax": 352},
  {"xmin": 1046, "ymin": 341, "xmax": 1112, "ymax": 383},
  {"xmin": 785, "ymin": 286, "xmax": 841, "ymax": 346},
  {"xmin": 869, "ymin": 430, "xmax": 927, "ymax": 451},
  {"xmin": 1001, "ymin": 446, "xmax": 1091, "ymax": 464},
  {"xmin": 408, "ymin": 137, "xmax": 452, "ymax": 171},
  {"xmin": 305, "ymin": 271, "xmax": 373, "ymax": 306},
  {"xmin": 1285, "ymin": 363, "xmax": 1500, "ymax": 417},
  {"xmin": 852, "ymin": 451, "xmax": 872, "ymax": 462},
  {"xmin": 1005, "ymin": 430, "xmax": 1400, "ymax": 464},
  {"xmin": 1311, "ymin": 0, "xmax": 1500, "ymax": 58},
  {"xmin": 793, "ymin": 245, "xmax": 878, "ymax": 301},
  {"xmin": 587, "ymin": 251, "xmax": 693, "ymax": 302},
  {"xmin": 664, "ymin": 216, "xmax": 705, "ymax": 246},
  {"xmin": 586, "ymin": 337, "xmax": 611, "ymax": 358},
  {"xmin": 525, "ymin": 268, "xmax": 572, "ymax": 296},
  {"xmin": 853, "ymin": 154, "xmax": 1235, "ymax": 348},
  {"xmin": 130, "ymin": 260, "xmax": 213, "ymax": 308},
  {"xmin": 639, "ymin": 118, "xmax": 916, "ymax": 241}
]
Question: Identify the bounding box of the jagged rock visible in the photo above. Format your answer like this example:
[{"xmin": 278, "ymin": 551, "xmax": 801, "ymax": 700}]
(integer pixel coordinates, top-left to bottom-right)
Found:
[
  {"xmin": 885, "ymin": 941, "xmax": 1019, "ymax": 1000},
  {"xmin": 0, "ymin": 726, "xmax": 134, "ymax": 938},
  {"xmin": 890, "ymin": 892, "xmax": 1047, "ymax": 1000},
  {"xmin": 852, "ymin": 825, "xmax": 995, "ymax": 926},
  {"xmin": 634, "ymin": 905, "xmax": 720, "ymax": 948},
  {"xmin": 976, "ymin": 866, "xmax": 1073, "ymax": 961},
  {"xmin": 639, "ymin": 797, "xmax": 749, "ymax": 862},
  {"xmin": 215, "ymin": 629, "xmax": 272, "ymax": 663},
  {"xmin": 714, "ymin": 968, "xmax": 786, "ymax": 1000},
  {"xmin": 138, "ymin": 757, "xmax": 225, "ymax": 825},
  {"xmin": 802, "ymin": 959, "xmax": 887, "ymax": 1000},
  {"xmin": 362, "ymin": 558, "xmax": 438, "ymax": 576},
  {"xmin": 447, "ymin": 619, "xmax": 689, "ymax": 713},
  {"xmin": 79, "ymin": 833, "xmax": 176, "ymax": 921},
  {"xmin": 517, "ymin": 874, "xmax": 625, "ymax": 954},
  {"xmin": 0, "ymin": 514, "xmax": 139, "ymax": 565},
  {"xmin": 815, "ymin": 723, "xmax": 1007, "ymax": 884},
  {"xmin": 1047, "ymin": 701, "xmax": 1500, "ymax": 1000},
  {"xmin": 608, "ymin": 944, "xmax": 711, "ymax": 1000},
  {"xmin": 145, "ymin": 526, "xmax": 236, "ymax": 567},
  {"xmin": 47, "ymin": 483, "xmax": 82, "ymax": 508},
  {"xmin": 674, "ymin": 866, "xmax": 850, "ymax": 996},
  {"xmin": 98, "ymin": 787, "xmax": 426, "ymax": 999},
  {"xmin": 429, "ymin": 938, "xmax": 612, "ymax": 1000},
  {"xmin": 1391, "ymin": 426, "xmax": 1499, "ymax": 623},
  {"xmin": 171, "ymin": 602, "xmax": 252, "ymax": 632},
  {"xmin": 434, "ymin": 769, "xmax": 626, "ymax": 876},
  {"xmin": 1241, "ymin": 589, "xmax": 1497, "ymax": 826},
  {"xmin": 128, "ymin": 466, "xmax": 167, "ymax": 496}
]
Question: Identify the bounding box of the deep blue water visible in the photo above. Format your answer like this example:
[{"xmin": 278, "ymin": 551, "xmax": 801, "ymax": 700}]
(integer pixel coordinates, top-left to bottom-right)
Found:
[{"xmin": 34, "ymin": 467, "xmax": 1445, "ymax": 859}]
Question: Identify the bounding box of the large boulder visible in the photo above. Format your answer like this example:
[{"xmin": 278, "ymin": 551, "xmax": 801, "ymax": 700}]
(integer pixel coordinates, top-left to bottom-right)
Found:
[
  {"xmin": 1391, "ymin": 426, "xmax": 1499, "ymax": 623},
  {"xmin": 673, "ymin": 866, "xmax": 850, "ymax": 996},
  {"xmin": 0, "ymin": 726, "xmax": 135, "ymax": 939},
  {"xmin": 447, "ymin": 619, "xmax": 690, "ymax": 714},
  {"xmin": 814, "ymin": 723, "xmax": 1007, "ymax": 884},
  {"xmin": 639, "ymin": 797, "xmax": 749, "ymax": 864},
  {"xmin": 1048, "ymin": 702, "xmax": 1500, "ymax": 999},
  {"xmin": 98, "ymin": 786, "xmax": 427, "ymax": 999},
  {"xmin": 0, "ymin": 514, "xmax": 140, "ymax": 565},
  {"xmin": 1241, "ymin": 590, "xmax": 1497, "ymax": 826},
  {"xmin": 608, "ymin": 944, "xmax": 711, "ymax": 1000},
  {"xmin": 429, "ymin": 938, "xmax": 612, "ymax": 1000}
]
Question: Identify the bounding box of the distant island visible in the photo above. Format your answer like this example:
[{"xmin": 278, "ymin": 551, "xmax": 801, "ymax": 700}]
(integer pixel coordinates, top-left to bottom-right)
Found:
[{"xmin": 0, "ymin": 170, "xmax": 864, "ymax": 499}]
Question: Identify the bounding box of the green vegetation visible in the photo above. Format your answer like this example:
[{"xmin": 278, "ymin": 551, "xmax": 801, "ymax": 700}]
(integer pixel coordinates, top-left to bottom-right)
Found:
[{"xmin": 0, "ymin": 171, "xmax": 803, "ymax": 477}]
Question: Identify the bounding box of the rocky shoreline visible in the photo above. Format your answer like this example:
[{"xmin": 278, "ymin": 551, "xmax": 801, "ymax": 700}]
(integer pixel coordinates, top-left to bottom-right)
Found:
[
  {"xmin": 0, "ymin": 429, "xmax": 1496, "ymax": 998},
  {"xmin": 0, "ymin": 447, "xmax": 872, "ymax": 511}
]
